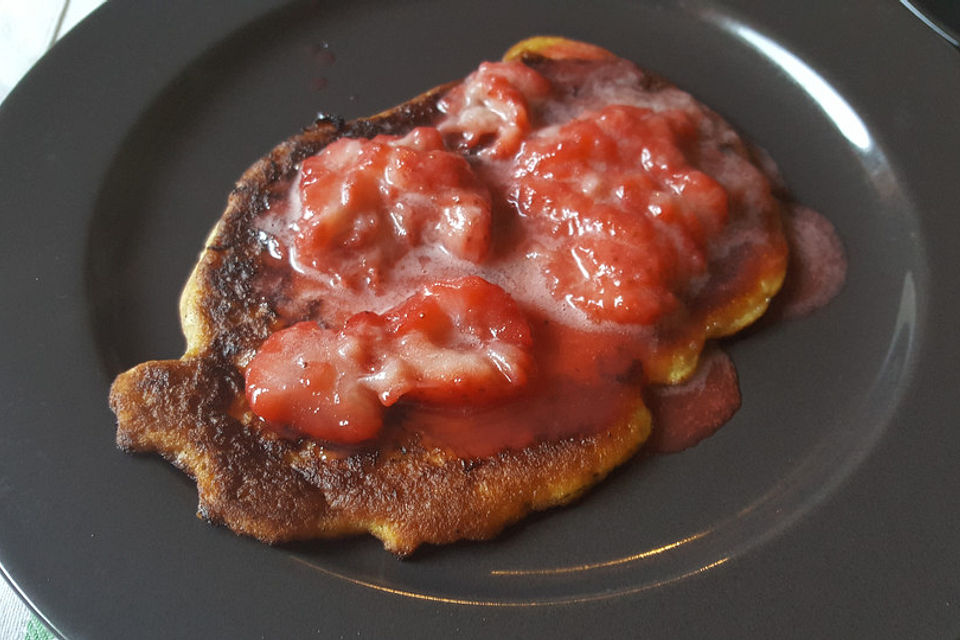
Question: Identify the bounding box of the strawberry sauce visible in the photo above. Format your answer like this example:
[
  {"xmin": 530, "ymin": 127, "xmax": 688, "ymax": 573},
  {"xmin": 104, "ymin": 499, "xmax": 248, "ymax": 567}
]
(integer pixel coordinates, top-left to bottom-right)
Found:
[{"xmin": 245, "ymin": 56, "xmax": 844, "ymax": 456}]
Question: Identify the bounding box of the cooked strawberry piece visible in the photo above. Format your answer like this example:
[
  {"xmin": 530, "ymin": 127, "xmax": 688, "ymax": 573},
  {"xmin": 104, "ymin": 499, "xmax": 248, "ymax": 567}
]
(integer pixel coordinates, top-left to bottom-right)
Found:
[
  {"xmin": 383, "ymin": 276, "xmax": 533, "ymax": 405},
  {"xmin": 294, "ymin": 127, "xmax": 492, "ymax": 290},
  {"xmin": 438, "ymin": 61, "xmax": 553, "ymax": 158},
  {"xmin": 510, "ymin": 105, "xmax": 729, "ymax": 325},
  {"xmin": 245, "ymin": 277, "xmax": 533, "ymax": 443},
  {"xmin": 243, "ymin": 322, "xmax": 384, "ymax": 443}
]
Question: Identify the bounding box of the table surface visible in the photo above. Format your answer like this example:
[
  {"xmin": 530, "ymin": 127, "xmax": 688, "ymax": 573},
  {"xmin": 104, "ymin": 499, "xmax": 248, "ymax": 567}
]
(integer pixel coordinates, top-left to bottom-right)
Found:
[{"xmin": 0, "ymin": 3, "xmax": 104, "ymax": 639}]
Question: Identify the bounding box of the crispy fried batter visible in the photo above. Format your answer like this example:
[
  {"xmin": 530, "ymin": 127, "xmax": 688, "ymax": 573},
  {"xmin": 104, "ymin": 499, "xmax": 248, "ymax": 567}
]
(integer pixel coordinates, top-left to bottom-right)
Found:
[{"xmin": 111, "ymin": 357, "xmax": 649, "ymax": 554}]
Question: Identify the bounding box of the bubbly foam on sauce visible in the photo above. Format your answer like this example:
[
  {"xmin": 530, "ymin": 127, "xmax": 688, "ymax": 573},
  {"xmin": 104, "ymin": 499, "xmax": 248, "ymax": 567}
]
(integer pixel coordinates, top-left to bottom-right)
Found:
[{"xmin": 261, "ymin": 171, "xmax": 659, "ymax": 337}]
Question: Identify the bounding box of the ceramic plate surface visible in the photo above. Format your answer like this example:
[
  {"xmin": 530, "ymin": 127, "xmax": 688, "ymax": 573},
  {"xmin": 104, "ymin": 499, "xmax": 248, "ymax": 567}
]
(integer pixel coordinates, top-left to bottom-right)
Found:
[{"xmin": 1, "ymin": 1, "xmax": 958, "ymax": 637}]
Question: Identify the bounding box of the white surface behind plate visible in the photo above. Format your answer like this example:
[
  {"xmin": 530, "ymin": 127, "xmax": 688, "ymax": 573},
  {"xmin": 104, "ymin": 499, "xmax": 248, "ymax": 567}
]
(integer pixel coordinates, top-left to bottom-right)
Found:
[{"xmin": 0, "ymin": 0, "xmax": 103, "ymax": 106}]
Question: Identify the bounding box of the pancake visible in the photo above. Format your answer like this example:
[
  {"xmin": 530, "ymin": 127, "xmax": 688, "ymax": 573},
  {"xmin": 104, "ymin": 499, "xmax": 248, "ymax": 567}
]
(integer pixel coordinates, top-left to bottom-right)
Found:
[{"xmin": 110, "ymin": 37, "xmax": 791, "ymax": 555}]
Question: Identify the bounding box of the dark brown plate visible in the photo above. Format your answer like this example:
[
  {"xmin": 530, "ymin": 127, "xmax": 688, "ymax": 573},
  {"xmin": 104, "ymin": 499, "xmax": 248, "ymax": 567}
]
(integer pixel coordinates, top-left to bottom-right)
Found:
[{"xmin": 1, "ymin": 1, "xmax": 957, "ymax": 637}]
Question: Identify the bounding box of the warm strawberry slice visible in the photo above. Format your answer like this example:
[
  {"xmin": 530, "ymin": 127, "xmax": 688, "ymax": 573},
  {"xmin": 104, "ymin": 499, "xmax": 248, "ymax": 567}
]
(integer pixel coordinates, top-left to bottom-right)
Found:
[
  {"xmin": 243, "ymin": 322, "xmax": 384, "ymax": 443},
  {"xmin": 510, "ymin": 105, "xmax": 729, "ymax": 325},
  {"xmin": 295, "ymin": 127, "xmax": 492, "ymax": 290},
  {"xmin": 245, "ymin": 277, "xmax": 533, "ymax": 443},
  {"xmin": 383, "ymin": 276, "xmax": 533, "ymax": 405},
  {"xmin": 438, "ymin": 61, "xmax": 553, "ymax": 158}
]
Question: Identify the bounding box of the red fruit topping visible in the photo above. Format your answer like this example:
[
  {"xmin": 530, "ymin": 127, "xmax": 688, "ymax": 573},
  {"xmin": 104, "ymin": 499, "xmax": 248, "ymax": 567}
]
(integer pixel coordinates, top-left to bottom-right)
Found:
[
  {"xmin": 510, "ymin": 105, "xmax": 729, "ymax": 325},
  {"xmin": 295, "ymin": 127, "xmax": 492, "ymax": 290},
  {"xmin": 245, "ymin": 277, "xmax": 533, "ymax": 443},
  {"xmin": 438, "ymin": 61, "xmax": 553, "ymax": 158}
]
